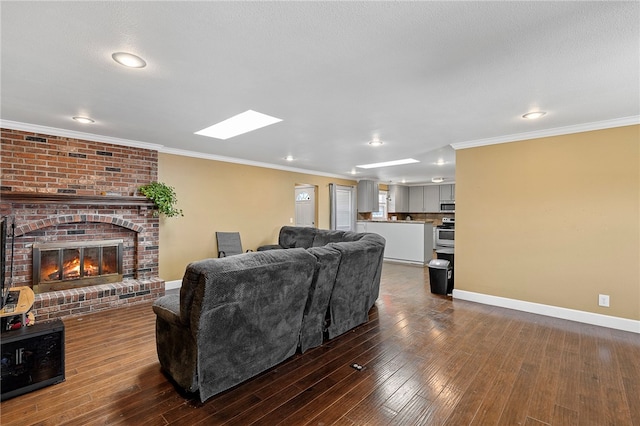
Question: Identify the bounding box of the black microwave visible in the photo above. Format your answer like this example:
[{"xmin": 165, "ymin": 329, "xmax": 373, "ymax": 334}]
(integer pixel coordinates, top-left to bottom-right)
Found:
[{"xmin": 440, "ymin": 203, "xmax": 455, "ymax": 212}]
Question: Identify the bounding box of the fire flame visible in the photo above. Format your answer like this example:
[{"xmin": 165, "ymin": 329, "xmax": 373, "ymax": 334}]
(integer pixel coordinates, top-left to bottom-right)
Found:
[{"xmin": 43, "ymin": 256, "xmax": 100, "ymax": 281}]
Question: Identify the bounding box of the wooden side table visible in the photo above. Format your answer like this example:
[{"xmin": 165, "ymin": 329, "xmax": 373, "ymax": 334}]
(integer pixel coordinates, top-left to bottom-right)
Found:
[{"xmin": 1, "ymin": 286, "xmax": 35, "ymax": 328}]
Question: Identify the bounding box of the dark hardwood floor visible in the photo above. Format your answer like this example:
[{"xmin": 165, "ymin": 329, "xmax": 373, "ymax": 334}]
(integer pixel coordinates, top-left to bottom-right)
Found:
[{"xmin": 2, "ymin": 262, "xmax": 639, "ymax": 425}]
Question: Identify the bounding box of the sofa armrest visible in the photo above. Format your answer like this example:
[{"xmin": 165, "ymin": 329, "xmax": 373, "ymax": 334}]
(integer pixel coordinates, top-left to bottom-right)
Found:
[
  {"xmin": 257, "ymin": 244, "xmax": 283, "ymax": 251},
  {"xmin": 152, "ymin": 294, "xmax": 182, "ymax": 326},
  {"xmin": 153, "ymin": 293, "xmax": 198, "ymax": 394}
]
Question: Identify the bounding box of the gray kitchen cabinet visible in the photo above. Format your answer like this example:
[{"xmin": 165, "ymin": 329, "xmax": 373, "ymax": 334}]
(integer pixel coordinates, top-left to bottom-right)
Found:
[
  {"xmin": 408, "ymin": 186, "xmax": 425, "ymax": 212},
  {"xmin": 439, "ymin": 184, "xmax": 455, "ymax": 202},
  {"xmin": 408, "ymin": 185, "xmax": 441, "ymax": 213},
  {"xmin": 388, "ymin": 185, "xmax": 409, "ymax": 213},
  {"xmin": 424, "ymin": 185, "xmax": 440, "ymax": 212},
  {"xmin": 357, "ymin": 180, "xmax": 379, "ymax": 212}
]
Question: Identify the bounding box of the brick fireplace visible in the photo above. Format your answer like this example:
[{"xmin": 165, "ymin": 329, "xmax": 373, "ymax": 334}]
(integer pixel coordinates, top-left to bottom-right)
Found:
[{"xmin": 1, "ymin": 128, "xmax": 165, "ymax": 320}]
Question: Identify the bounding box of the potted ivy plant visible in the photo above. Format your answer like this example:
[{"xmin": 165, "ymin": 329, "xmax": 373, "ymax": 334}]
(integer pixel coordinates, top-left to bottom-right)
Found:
[{"xmin": 138, "ymin": 182, "xmax": 184, "ymax": 217}]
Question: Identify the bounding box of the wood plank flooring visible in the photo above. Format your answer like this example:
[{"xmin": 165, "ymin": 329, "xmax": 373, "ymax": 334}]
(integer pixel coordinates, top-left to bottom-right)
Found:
[{"xmin": 2, "ymin": 262, "xmax": 639, "ymax": 425}]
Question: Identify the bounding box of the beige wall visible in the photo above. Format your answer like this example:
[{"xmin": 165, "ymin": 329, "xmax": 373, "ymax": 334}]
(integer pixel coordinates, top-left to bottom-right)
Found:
[
  {"xmin": 157, "ymin": 153, "xmax": 356, "ymax": 281},
  {"xmin": 455, "ymin": 125, "xmax": 639, "ymax": 320}
]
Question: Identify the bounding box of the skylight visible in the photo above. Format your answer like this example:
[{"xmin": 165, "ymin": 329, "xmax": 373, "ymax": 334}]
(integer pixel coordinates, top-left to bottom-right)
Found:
[
  {"xmin": 356, "ymin": 158, "xmax": 420, "ymax": 169},
  {"xmin": 194, "ymin": 110, "xmax": 282, "ymax": 140}
]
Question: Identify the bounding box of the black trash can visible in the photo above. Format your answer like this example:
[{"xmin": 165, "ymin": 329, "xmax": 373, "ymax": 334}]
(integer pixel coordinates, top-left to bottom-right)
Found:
[
  {"xmin": 428, "ymin": 258, "xmax": 452, "ymax": 295},
  {"xmin": 435, "ymin": 247, "xmax": 454, "ymax": 266},
  {"xmin": 435, "ymin": 248, "xmax": 454, "ymax": 290}
]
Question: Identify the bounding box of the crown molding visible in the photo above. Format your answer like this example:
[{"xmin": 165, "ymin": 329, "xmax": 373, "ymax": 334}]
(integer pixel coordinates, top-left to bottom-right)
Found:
[
  {"xmin": 450, "ymin": 116, "xmax": 640, "ymax": 150},
  {"xmin": 159, "ymin": 146, "xmax": 352, "ymax": 180},
  {"xmin": 0, "ymin": 120, "xmax": 164, "ymax": 151}
]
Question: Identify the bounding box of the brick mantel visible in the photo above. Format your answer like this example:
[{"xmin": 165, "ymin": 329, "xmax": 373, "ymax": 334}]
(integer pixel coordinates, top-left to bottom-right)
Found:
[{"xmin": 0, "ymin": 192, "xmax": 155, "ymax": 207}]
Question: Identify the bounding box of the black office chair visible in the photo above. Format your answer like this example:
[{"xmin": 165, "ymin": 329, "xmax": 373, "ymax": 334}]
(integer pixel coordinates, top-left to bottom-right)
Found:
[{"xmin": 216, "ymin": 232, "xmax": 252, "ymax": 257}]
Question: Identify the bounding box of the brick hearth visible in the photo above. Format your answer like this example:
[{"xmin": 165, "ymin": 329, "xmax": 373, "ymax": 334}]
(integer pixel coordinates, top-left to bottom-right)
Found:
[
  {"xmin": 1, "ymin": 127, "xmax": 165, "ymax": 320},
  {"xmin": 33, "ymin": 279, "xmax": 163, "ymax": 320}
]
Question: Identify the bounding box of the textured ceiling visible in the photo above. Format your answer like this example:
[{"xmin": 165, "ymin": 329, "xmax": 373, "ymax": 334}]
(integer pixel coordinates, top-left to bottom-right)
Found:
[{"xmin": 1, "ymin": 1, "xmax": 639, "ymax": 184}]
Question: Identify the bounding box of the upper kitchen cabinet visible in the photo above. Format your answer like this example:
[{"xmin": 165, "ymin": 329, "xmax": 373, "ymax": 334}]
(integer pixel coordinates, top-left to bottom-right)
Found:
[
  {"xmin": 439, "ymin": 184, "xmax": 455, "ymax": 202},
  {"xmin": 409, "ymin": 185, "xmax": 441, "ymax": 212},
  {"xmin": 357, "ymin": 180, "xmax": 379, "ymax": 212},
  {"xmin": 388, "ymin": 185, "xmax": 409, "ymax": 213},
  {"xmin": 408, "ymin": 186, "xmax": 424, "ymax": 212},
  {"xmin": 424, "ymin": 185, "xmax": 440, "ymax": 212}
]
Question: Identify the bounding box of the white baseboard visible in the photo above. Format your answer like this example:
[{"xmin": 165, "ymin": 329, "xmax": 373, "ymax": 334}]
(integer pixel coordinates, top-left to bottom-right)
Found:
[
  {"xmin": 383, "ymin": 258, "xmax": 427, "ymax": 267},
  {"xmin": 452, "ymin": 289, "xmax": 640, "ymax": 334},
  {"xmin": 164, "ymin": 280, "xmax": 182, "ymax": 291}
]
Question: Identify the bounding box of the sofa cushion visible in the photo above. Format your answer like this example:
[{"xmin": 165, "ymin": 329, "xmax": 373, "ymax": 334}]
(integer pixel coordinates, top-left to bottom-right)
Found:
[
  {"xmin": 311, "ymin": 229, "xmax": 346, "ymax": 247},
  {"xmin": 278, "ymin": 226, "xmax": 317, "ymax": 249},
  {"xmin": 326, "ymin": 237, "xmax": 385, "ymax": 339},
  {"xmin": 337, "ymin": 230, "xmax": 366, "ymax": 242},
  {"xmin": 300, "ymin": 246, "xmax": 342, "ymax": 353},
  {"xmin": 358, "ymin": 233, "xmax": 386, "ymax": 308}
]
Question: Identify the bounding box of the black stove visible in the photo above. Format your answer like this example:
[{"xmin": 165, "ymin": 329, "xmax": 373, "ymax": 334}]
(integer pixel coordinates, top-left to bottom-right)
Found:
[{"xmin": 437, "ymin": 217, "xmax": 455, "ymax": 229}]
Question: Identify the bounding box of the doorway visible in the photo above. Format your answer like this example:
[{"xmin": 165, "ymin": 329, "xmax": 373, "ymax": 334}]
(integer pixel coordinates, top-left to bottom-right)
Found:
[
  {"xmin": 295, "ymin": 185, "xmax": 316, "ymax": 227},
  {"xmin": 329, "ymin": 184, "xmax": 356, "ymax": 231}
]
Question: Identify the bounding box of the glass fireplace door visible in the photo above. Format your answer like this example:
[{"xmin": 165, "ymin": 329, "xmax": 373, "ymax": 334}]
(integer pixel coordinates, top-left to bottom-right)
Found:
[{"xmin": 33, "ymin": 240, "xmax": 123, "ymax": 293}]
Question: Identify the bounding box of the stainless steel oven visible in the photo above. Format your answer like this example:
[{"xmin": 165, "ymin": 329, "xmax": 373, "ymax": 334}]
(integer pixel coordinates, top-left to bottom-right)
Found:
[
  {"xmin": 435, "ymin": 217, "xmax": 455, "ymax": 247},
  {"xmin": 436, "ymin": 227, "xmax": 455, "ymax": 247}
]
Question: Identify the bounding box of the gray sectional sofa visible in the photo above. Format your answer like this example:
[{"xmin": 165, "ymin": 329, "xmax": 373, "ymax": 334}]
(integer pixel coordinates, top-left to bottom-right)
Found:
[{"xmin": 152, "ymin": 226, "xmax": 385, "ymax": 402}]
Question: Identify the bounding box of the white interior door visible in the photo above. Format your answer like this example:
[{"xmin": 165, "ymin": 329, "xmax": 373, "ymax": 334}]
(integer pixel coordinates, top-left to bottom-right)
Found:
[
  {"xmin": 295, "ymin": 185, "xmax": 316, "ymax": 227},
  {"xmin": 330, "ymin": 184, "xmax": 356, "ymax": 231}
]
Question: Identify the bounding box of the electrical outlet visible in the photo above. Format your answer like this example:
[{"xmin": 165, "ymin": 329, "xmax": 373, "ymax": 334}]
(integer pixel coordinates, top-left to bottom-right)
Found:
[
  {"xmin": 598, "ymin": 294, "xmax": 610, "ymax": 307},
  {"xmin": 289, "ymin": 217, "xmax": 293, "ymax": 224}
]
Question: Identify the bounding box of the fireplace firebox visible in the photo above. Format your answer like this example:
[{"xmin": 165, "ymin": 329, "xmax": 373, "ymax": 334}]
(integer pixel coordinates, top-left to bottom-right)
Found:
[{"xmin": 33, "ymin": 240, "xmax": 124, "ymax": 294}]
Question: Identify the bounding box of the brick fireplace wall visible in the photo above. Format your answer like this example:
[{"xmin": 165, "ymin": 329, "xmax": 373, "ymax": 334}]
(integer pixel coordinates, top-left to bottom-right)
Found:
[
  {"xmin": 0, "ymin": 128, "xmax": 158, "ymax": 196},
  {"xmin": 1, "ymin": 127, "xmax": 165, "ymax": 320}
]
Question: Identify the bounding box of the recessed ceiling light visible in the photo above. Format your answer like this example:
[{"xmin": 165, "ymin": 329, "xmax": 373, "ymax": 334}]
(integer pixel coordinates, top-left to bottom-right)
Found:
[
  {"xmin": 522, "ymin": 111, "xmax": 546, "ymax": 119},
  {"xmin": 72, "ymin": 116, "xmax": 95, "ymax": 124},
  {"xmin": 435, "ymin": 159, "xmax": 446, "ymax": 166},
  {"xmin": 356, "ymin": 158, "xmax": 419, "ymax": 169},
  {"xmin": 350, "ymin": 169, "xmax": 357, "ymax": 175},
  {"xmin": 368, "ymin": 136, "xmax": 383, "ymax": 146},
  {"xmin": 112, "ymin": 52, "xmax": 147, "ymax": 68},
  {"xmin": 195, "ymin": 110, "xmax": 282, "ymax": 140},
  {"xmin": 284, "ymin": 155, "xmax": 294, "ymax": 161},
  {"xmin": 432, "ymin": 177, "xmax": 444, "ymax": 183}
]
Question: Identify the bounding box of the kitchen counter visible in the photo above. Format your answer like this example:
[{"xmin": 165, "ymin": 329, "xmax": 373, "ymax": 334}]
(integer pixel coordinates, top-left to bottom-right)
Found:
[
  {"xmin": 357, "ymin": 220, "xmax": 435, "ymax": 224},
  {"xmin": 357, "ymin": 221, "xmax": 433, "ymax": 266}
]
